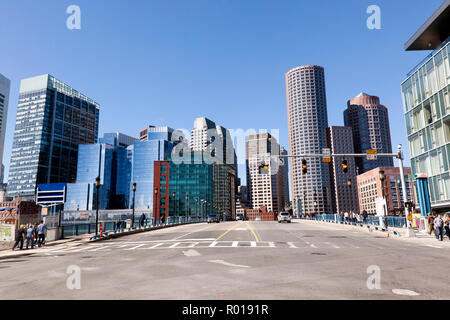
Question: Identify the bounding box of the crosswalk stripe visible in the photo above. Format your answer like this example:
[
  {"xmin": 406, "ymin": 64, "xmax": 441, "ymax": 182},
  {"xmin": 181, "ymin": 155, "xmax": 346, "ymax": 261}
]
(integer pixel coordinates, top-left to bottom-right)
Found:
[
  {"xmin": 251, "ymin": 241, "xmax": 257, "ymax": 247},
  {"xmin": 89, "ymin": 246, "xmax": 110, "ymax": 252},
  {"xmin": 124, "ymin": 244, "xmax": 145, "ymax": 251},
  {"xmin": 145, "ymin": 243, "xmax": 164, "ymax": 249},
  {"xmin": 169, "ymin": 242, "xmax": 181, "ymax": 248},
  {"xmin": 209, "ymin": 242, "xmax": 218, "ymax": 247},
  {"xmin": 287, "ymin": 242, "xmax": 298, "ymax": 248},
  {"xmin": 232, "ymin": 241, "xmax": 239, "ymax": 247}
]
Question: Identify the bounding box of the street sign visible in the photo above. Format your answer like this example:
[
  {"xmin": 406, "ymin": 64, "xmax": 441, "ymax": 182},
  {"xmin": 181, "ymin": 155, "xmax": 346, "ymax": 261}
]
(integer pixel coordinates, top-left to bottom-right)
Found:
[
  {"xmin": 322, "ymin": 148, "xmax": 331, "ymax": 163},
  {"xmin": 406, "ymin": 175, "xmax": 418, "ymax": 179},
  {"xmin": 366, "ymin": 149, "xmax": 377, "ymax": 160}
]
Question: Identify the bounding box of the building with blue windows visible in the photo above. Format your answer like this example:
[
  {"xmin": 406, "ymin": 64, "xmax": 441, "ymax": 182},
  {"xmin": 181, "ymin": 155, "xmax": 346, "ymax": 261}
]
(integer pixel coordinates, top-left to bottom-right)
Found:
[
  {"xmin": 64, "ymin": 132, "xmax": 136, "ymax": 211},
  {"xmin": 131, "ymin": 126, "xmax": 175, "ymax": 210},
  {"xmin": 402, "ymin": 2, "xmax": 450, "ymax": 213},
  {"xmin": 8, "ymin": 74, "xmax": 100, "ymax": 198}
]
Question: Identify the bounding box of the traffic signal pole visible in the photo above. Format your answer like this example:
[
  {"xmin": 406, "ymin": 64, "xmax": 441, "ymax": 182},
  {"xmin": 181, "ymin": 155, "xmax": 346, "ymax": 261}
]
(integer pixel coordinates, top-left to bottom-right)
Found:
[{"xmin": 263, "ymin": 145, "xmax": 416, "ymax": 238}]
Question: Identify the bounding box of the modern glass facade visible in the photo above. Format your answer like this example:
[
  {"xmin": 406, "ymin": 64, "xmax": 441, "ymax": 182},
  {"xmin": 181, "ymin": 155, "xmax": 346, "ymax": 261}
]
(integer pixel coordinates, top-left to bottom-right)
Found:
[
  {"xmin": 402, "ymin": 39, "xmax": 450, "ymax": 210},
  {"xmin": 131, "ymin": 127, "xmax": 174, "ymax": 211},
  {"xmin": 8, "ymin": 74, "xmax": 99, "ymax": 197},
  {"xmin": 64, "ymin": 132, "xmax": 136, "ymax": 211},
  {"xmin": 153, "ymin": 152, "xmax": 236, "ymax": 220},
  {"xmin": 0, "ymin": 74, "xmax": 10, "ymax": 183}
]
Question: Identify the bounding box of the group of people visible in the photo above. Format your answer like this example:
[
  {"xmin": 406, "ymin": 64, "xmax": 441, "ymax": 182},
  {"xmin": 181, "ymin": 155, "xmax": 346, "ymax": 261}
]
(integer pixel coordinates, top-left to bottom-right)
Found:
[
  {"xmin": 427, "ymin": 214, "xmax": 450, "ymax": 241},
  {"xmin": 12, "ymin": 221, "xmax": 47, "ymax": 251},
  {"xmin": 339, "ymin": 211, "xmax": 368, "ymax": 224}
]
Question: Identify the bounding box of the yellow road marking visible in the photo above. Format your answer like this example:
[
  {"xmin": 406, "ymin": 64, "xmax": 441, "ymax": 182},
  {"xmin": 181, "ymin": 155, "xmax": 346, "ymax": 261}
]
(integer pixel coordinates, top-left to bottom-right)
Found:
[
  {"xmin": 214, "ymin": 222, "xmax": 245, "ymax": 242},
  {"xmin": 246, "ymin": 222, "xmax": 260, "ymax": 242}
]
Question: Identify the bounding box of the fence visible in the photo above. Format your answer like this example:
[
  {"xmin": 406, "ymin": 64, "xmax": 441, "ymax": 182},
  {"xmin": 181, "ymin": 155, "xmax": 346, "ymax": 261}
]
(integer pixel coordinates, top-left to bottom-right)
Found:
[
  {"xmin": 61, "ymin": 216, "xmax": 206, "ymax": 238},
  {"xmin": 302, "ymin": 214, "xmax": 411, "ymax": 229}
]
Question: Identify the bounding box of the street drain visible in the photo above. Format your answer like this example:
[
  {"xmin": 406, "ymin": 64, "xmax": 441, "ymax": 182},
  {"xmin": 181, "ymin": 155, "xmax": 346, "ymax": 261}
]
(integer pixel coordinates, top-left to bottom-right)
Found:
[{"xmin": 311, "ymin": 253, "xmax": 327, "ymax": 256}]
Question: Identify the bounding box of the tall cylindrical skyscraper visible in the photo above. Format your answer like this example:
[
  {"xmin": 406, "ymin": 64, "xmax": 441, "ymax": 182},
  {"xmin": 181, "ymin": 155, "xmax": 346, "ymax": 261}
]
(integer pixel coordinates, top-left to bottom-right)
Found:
[{"xmin": 286, "ymin": 65, "xmax": 330, "ymax": 215}]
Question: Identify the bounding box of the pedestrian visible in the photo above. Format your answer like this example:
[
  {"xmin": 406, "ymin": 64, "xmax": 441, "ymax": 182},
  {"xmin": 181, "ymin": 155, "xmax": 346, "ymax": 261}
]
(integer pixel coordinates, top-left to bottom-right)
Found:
[
  {"xmin": 434, "ymin": 214, "xmax": 444, "ymax": 241},
  {"xmin": 12, "ymin": 225, "xmax": 26, "ymax": 251},
  {"xmin": 139, "ymin": 213, "xmax": 146, "ymax": 228},
  {"xmin": 339, "ymin": 212, "xmax": 344, "ymax": 222},
  {"xmin": 26, "ymin": 224, "xmax": 35, "ymax": 250},
  {"xmin": 116, "ymin": 219, "xmax": 121, "ymax": 232},
  {"xmin": 362, "ymin": 210, "xmax": 368, "ymax": 224},
  {"xmin": 427, "ymin": 213, "xmax": 436, "ymax": 236},
  {"xmin": 444, "ymin": 214, "xmax": 450, "ymax": 240},
  {"xmin": 344, "ymin": 211, "xmax": 349, "ymax": 222},
  {"xmin": 37, "ymin": 220, "xmax": 47, "ymax": 247}
]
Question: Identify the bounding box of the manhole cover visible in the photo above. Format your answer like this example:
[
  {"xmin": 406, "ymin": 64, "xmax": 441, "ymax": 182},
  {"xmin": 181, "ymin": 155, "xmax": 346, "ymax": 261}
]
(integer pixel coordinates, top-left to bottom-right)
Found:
[{"xmin": 311, "ymin": 252, "xmax": 327, "ymax": 256}]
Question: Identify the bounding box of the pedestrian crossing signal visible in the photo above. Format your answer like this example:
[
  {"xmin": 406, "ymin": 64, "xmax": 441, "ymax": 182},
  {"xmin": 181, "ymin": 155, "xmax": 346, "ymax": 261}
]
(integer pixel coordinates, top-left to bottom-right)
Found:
[
  {"xmin": 342, "ymin": 160, "xmax": 348, "ymax": 173},
  {"xmin": 302, "ymin": 160, "xmax": 307, "ymax": 174}
]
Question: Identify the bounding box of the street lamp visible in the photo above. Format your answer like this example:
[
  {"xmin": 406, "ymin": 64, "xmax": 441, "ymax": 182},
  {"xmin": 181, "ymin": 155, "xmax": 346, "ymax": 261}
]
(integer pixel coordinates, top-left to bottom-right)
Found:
[
  {"xmin": 201, "ymin": 200, "xmax": 206, "ymax": 218},
  {"xmin": 303, "ymin": 191, "xmax": 307, "ymax": 218},
  {"xmin": 379, "ymin": 170, "xmax": 388, "ymax": 230},
  {"xmin": 132, "ymin": 182, "xmax": 136, "ymax": 228},
  {"xmin": 195, "ymin": 198, "xmax": 199, "ymax": 218},
  {"xmin": 172, "ymin": 192, "xmax": 176, "ymax": 217},
  {"xmin": 185, "ymin": 194, "xmax": 189, "ymax": 221},
  {"xmin": 154, "ymin": 188, "xmax": 158, "ymax": 222},
  {"xmin": 313, "ymin": 190, "xmax": 318, "ymax": 216},
  {"xmin": 95, "ymin": 176, "xmax": 100, "ymax": 236}
]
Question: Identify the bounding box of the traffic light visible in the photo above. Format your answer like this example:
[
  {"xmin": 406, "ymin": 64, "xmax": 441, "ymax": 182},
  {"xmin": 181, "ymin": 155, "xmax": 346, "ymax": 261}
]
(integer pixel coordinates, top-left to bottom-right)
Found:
[
  {"xmin": 259, "ymin": 163, "xmax": 270, "ymax": 175},
  {"xmin": 302, "ymin": 160, "xmax": 308, "ymax": 174},
  {"xmin": 342, "ymin": 159, "xmax": 348, "ymax": 173}
]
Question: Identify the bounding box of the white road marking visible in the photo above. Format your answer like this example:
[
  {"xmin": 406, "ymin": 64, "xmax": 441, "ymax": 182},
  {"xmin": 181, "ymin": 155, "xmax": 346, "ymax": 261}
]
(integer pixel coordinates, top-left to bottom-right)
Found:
[
  {"xmin": 209, "ymin": 260, "xmax": 250, "ymax": 268},
  {"xmin": 169, "ymin": 242, "xmax": 181, "ymax": 248},
  {"xmin": 268, "ymin": 242, "xmax": 276, "ymax": 248},
  {"xmin": 187, "ymin": 242, "xmax": 199, "ymax": 248},
  {"xmin": 183, "ymin": 249, "xmax": 201, "ymax": 257},
  {"xmin": 172, "ymin": 224, "xmax": 213, "ymax": 240},
  {"xmin": 287, "ymin": 242, "xmax": 298, "ymax": 248},
  {"xmin": 251, "ymin": 241, "xmax": 257, "ymax": 247},
  {"xmin": 392, "ymin": 289, "xmax": 420, "ymax": 296},
  {"xmin": 324, "ymin": 242, "xmax": 340, "ymax": 249},
  {"xmin": 59, "ymin": 246, "xmax": 91, "ymax": 253},
  {"xmin": 232, "ymin": 241, "xmax": 239, "ymax": 247},
  {"xmin": 145, "ymin": 243, "xmax": 164, "ymax": 249},
  {"xmin": 425, "ymin": 244, "xmax": 444, "ymax": 249},
  {"xmin": 209, "ymin": 242, "xmax": 218, "ymax": 247},
  {"xmin": 235, "ymin": 228, "xmax": 248, "ymax": 231},
  {"xmin": 310, "ymin": 244, "xmax": 317, "ymax": 248},
  {"xmin": 123, "ymin": 244, "xmax": 145, "ymax": 251},
  {"xmin": 89, "ymin": 246, "xmax": 110, "ymax": 252}
]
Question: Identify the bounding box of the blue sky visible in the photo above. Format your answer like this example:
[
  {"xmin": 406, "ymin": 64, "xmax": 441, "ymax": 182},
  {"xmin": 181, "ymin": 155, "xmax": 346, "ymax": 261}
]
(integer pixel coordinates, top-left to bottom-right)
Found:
[{"xmin": 0, "ymin": 0, "xmax": 444, "ymax": 182}]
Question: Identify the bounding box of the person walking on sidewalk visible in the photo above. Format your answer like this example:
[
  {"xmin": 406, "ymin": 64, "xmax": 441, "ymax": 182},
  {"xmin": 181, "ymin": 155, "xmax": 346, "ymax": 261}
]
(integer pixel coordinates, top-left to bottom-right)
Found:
[
  {"xmin": 37, "ymin": 220, "xmax": 47, "ymax": 247},
  {"xmin": 434, "ymin": 214, "xmax": 444, "ymax": 241},
  {"xmin": 362, "ymin": 210, "xmax": 368, "ymax": 224},
  {"xmin": 12, "ymin": 225, "xmax": 26, "ymax": 251},
  {"xmin": 444, "ymin": 214, "xmax": 450, "ymax": 240},
  {"xmin": 26, "ymin": 224, "xmax": 35, "ymax": 250},
  {"xmin": 344, "ymin": 211, "xmax": 349, "ymax": 222},
  {"xmin": 139, "ymin": 213, "xmax": 146, "ymax": 228},
  {"xmin": 428, "ymin": 214, "xmax": 436, "ymax": 236}
]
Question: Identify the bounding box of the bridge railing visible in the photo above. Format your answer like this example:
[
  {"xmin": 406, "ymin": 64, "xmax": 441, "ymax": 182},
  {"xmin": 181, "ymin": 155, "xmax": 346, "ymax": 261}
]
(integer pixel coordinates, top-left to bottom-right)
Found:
[
  {"xmin": 300, "ymin": 214, "xmax": 409, "ymax": 229},
  {"xmin": 62, "ymin": 217, "xmax": 207, "ymax": 238}
]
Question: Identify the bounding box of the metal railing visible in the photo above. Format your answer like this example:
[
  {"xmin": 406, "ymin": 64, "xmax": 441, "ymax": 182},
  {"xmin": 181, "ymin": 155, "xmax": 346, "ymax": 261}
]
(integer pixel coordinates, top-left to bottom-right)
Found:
[
  {"xmin": 301, "ymin": 214, "xmax": 410, "ymax": 229},
  {"xmin": 62, "ymin": 217, "xmax": 207, "ymax": 237}
]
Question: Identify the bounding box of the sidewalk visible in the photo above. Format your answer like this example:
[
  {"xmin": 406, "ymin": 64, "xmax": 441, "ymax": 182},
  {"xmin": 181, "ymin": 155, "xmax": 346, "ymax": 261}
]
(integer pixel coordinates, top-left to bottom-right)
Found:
[
  {"xmin": 0, "ymin": 234, "xmax": 92, "ymax": 260},
  {"xmin": 302, "ymin": 219, "xmax": 450, "ymax": 248}
]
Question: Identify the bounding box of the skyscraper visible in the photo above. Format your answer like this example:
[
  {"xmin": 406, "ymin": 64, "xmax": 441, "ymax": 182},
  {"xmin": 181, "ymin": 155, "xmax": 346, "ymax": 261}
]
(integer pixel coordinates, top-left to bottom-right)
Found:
[
  {"xmin": 8, "ymin": 74, "xmax": 99, "ymax": 198},
  {"xmin": 344, "ymin": 93, "xmax": 393, "ymax": 174},
  {"xmin": 286, "ymin": 65, "xmax": 330, "ymax": 215},
  {"xmin": 246, "ymin": 133, "xmax": 289, "ymax": 213},
  {"xmin": 0, "ymin": 74, "xmax": 10, "ymax": 183},
  {"xmin": 326, "ymin": 126, "xmax": 359, "ymax": 214},
  {"xmin": 131, "ymin": 126, "xmax": 174, "ymax": 210}
]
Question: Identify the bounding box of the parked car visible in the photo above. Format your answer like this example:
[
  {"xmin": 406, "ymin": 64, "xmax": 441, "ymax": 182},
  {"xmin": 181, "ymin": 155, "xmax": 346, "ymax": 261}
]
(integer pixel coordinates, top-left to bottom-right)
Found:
[
  {"xmin": 278, "ymin": 212, "xmax": 292, "ymax": 223},
  {"xmin": 236, "ymin": 214, "xmax": 246, "ymax": 221},
  {"xmin": 207, "ymin": 215, "xmax": 220, "ymax": 223}
]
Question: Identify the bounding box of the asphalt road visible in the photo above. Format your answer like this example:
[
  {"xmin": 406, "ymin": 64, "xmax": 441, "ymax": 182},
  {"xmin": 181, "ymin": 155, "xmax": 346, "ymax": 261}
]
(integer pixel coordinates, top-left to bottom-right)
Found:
[{"xmin": 1, "ymin": 220, "xmax": 449, "ymax": 300}]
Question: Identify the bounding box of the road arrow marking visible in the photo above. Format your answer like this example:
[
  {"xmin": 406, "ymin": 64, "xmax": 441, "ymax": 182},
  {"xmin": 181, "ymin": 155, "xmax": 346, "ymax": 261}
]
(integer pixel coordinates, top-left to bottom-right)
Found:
[
  {"xmin": 183, "ymin": 249, "xmax": 201, "ymax": 257},
  {"xmin": 392, "ymin": 289, "xmax": 420, "ymax": 296}
]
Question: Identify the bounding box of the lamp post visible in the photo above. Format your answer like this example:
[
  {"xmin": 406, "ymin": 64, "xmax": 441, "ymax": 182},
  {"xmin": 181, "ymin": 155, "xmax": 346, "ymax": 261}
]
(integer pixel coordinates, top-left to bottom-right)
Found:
[
  {"xmin": 313, "ymin": 190, "xmax": 318, "ymax": 217},
  {"xmin": 397, "ymin": 144, "xmax": 415, "ymax": 237},
  {"xmin": 201, "ymin": 200, "xmax": 205, "ymax": 218},
  {"xmin": 95, "ymin": 176, "xmax": 100, "ymax": 236},
  {"xmin": 185, "ymin": 194, "xmax": 189, "ymax": 221},
  {"xmin": 154, "ymin": 188, "xmax": 158, "ymax": 223},
  {"xmin": 132, "ymin": 182, "xmax": 136, "ymax": 228},
  {"xmin": 379, "ymin": 170, "xmax": 388, "ymax": 230},
  {"xmin": 303, "ymin": 191, "xmax": 307, "ymax": 218},
  {"xmin": 172, "ymin": 192, "xmax": 176, "ymax": 218},
  {"xmin": 195, "ymin": 198, "xmax": 199, "ymax": 218}
]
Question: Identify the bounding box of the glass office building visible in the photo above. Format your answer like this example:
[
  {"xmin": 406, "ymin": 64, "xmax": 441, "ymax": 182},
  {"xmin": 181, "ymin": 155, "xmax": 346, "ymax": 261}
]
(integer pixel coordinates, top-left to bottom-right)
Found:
[
  {"xmin": 64, "ymin": 133, "xmax": 136, "ymax": 211},
  {"xmin": 153, "ymin": 152, "xmax": 236, "ymax": 220},
  {"xmin": 131, "ymin": 126, "xmax": 174, "ymax": 211},
  {"xmin": 8, "ymin": 74, "xmax": 99, "ymax": 197},
  {"xmin": 402, "ymin": 2, "xmax": 450, "ymax": 212}
]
